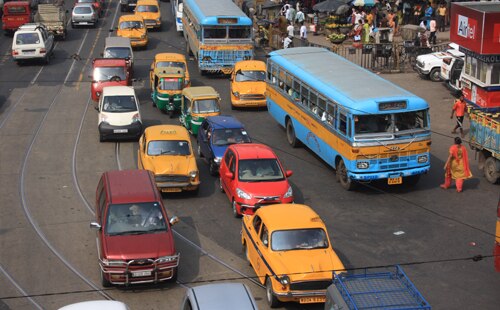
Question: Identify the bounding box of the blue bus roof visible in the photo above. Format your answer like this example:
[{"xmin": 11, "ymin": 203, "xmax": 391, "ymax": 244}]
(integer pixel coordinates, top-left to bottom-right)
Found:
[
  {"xmin": 207, "ymin": 115, "xmax": 245, "ymax": 129},
  {"xmin": 268, "ymin": 47, "xmax": 429, "ymax": 114},
  {"xmin": 184, "ymin": 0, "xmax": 253, "ymax": 26}
]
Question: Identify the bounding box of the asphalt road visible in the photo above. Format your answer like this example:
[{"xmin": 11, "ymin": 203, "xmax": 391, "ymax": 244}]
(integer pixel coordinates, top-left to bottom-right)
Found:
[{"xmin": 0, "ymin": 1, "xmax": 499, "ymax": 309}]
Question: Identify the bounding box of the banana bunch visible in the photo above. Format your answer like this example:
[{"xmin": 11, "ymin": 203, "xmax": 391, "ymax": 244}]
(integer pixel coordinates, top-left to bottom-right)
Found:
[
  {"xmin": 325, "ymin": 23, "xmax": 339, "ymax": 29},
  {"xmin": 328, "ymin": 33, "xmax": 346, "ymax": 41}
]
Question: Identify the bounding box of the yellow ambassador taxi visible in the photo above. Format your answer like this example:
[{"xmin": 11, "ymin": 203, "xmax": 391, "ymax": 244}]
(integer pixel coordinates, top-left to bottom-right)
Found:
[
  {"xmin": 241, "ymin": 204, "xmax": 345, "ymax": 308},
  {"xmin": 138, "ymin": 125, "xmax": 200, "ymax": 193},
  {"xmin": 117, "ymin": 14, "xmax": 148, "ymax": 49},
  {"xmin": 230, "ymin": 60, "xmax": 267, "ymax": 109},
  {"xmin": 134, "ymin": 0, "xmax": 161, "ymax": 30}
]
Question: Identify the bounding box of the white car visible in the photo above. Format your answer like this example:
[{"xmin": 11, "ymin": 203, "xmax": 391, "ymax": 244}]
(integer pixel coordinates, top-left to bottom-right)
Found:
[
  {"xmin": 415, "ymin": 43, "xmax": 464, "ymax": 82},
  {"xmin": 59, "ymin": 301, "xmax": 129, "ymax": 310},
  {"xmin": 12, "ymin": 23, "xmax": 55, "ymax": 65},
  {"xmin": 97, "ymin": 86, "xmax": 143, "ymax": 142}
]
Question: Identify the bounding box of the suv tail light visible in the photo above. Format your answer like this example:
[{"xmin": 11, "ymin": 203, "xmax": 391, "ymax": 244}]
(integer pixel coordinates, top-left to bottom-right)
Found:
[{"xmin": 40, "ymin": 48, "xmax": 47, "ymax": 54}]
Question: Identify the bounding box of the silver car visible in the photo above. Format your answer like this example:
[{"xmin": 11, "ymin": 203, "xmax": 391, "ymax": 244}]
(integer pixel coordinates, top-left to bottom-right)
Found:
[
  {"xmin": 181, "ymin": 283, "xmax": 259, "ymax": 310},
  {"xmin": 71, "ymin": 3, "xmax": 98, "ymax": 28}
]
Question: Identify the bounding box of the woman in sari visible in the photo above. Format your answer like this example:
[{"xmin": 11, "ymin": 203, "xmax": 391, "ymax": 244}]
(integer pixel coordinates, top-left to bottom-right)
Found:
[{"xmin": 441, "ymin": 137, "xmax": 473, "ymax": 192}]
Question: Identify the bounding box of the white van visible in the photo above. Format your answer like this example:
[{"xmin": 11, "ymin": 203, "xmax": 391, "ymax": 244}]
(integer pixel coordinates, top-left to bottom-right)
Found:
[
  {"xmin": 12, "ymin": 23, "xmax": 55, "ymax": 64},
  {"xmin": 97, "ymin": 86, "xmax": 142, "ymax": 142}
]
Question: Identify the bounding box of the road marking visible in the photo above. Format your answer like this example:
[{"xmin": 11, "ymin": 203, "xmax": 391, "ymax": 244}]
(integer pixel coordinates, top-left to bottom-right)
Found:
[
  {"xmin": 0, "ymin": 263, "xmax": 43, "ymax": 309},
  {"xmin": 64, "ymin": 30, "xmax": 89, "ymax": 85},
  {"xmin": 76, "ymin": 27, "xmax": 102, "ymax": 90},
  {"xmin": 29, "ymin": 42, "xmax": 59, "ymax": 85}
]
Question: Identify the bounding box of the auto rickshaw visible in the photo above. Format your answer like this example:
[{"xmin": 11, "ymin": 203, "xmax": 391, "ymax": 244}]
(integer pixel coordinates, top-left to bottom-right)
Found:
[
  {"xmin": 179, "ymin": 86, "xmax": 221, "ymax": 136},
  {"xmin": 151, "ymin": 67, "xmax": 185, "ymax": 117}
]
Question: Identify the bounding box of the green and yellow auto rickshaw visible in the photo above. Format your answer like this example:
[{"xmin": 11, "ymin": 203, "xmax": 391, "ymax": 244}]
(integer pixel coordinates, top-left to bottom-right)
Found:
[
  {"xmin": 151, "ymin": 67, "xmax": 185, "ymax": 117},
  {"xmin": 180, "ymin": 86, "xmax": 221, "ymax": 135}
]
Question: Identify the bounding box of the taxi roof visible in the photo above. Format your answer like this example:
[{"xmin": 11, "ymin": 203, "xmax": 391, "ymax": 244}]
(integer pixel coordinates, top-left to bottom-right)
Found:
[
  {"xmin": 102, "ymin": 86, "xmax": 135, "ymax": 96},
  {"xmin": 256, "ymin": 204, "xmax": 326, "ymax": 231},
  {"xmin": 154, "ymin": 53, "xmax": 187, "ymax": 62},
  {"xmin": 104, "ymin": 170, "xmax": 160, "ymax": 204},
  {"xmin": 136, "ymin": 0, "xmax": 159, "ymax": 5},
  {"xmin": 231, "ymin": 143, "xmax": 276, "ymax": 160},
  {"xmin": 93, "ymin": 58, "xmax": 127, "ymax": 67},
  {"xmin": 154, "ymin": 67, "xmax": 184, "ymax": 77},
  {"xmin": 182, "ymin": 86, "xmax": 219, "ymax": 99},
  {"xmin": 144, "ymin": 125, "xmax": 191, "ymax": 141},
  {"xmin": 235, "ymin": 60, "xmax": 266, "ymax": 72},
  {"xmin": 119, "ymin": 14, "xmax": 144, "ymax": 22},
  {"xmin": 206, "ymin": 115, "xmax": 245, "ymax": 130}
]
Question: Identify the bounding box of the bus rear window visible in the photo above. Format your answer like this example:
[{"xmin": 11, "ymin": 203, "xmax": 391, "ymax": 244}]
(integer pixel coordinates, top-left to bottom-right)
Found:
[
  {"xmin": 228, "ymin": 27, "xmax": 251, "ymax": 39},
  {"xmin": 204, "ymin": 27, "xmax": 226, "ymax": 39}
]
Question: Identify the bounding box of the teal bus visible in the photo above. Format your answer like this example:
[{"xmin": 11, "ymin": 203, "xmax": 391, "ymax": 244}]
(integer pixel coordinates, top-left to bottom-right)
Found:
[
  {"xmin": 182, "ymin": 0, "xmax": 253, "ymax": 75},
  {"xmin": 266, "ymin": 47, "xmax": 432, "ymax": 190}
]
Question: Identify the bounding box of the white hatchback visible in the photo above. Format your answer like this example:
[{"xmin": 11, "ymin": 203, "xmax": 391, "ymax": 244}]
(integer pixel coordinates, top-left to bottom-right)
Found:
[
  {"xmin": 97, "ymin": 86, "xmax": 143, "ymax": 142},
  {"xmin": 12, "ymin": 23, "xmax": 55, "ymax": 64}
]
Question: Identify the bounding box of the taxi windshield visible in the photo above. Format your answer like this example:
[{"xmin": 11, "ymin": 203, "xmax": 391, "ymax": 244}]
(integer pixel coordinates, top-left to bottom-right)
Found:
[
  {"xmin": 235, "ymin": 70, "xmax": 266, "ymax": 82},
  {"xmin": 212, "ymin": 128, "xmax": 251, "ymax": 146},
  {"xmin": 147, "ymin": 140, "xmax": 191, "ymax": 156},
  {"xmin": 102, "ymin": 95, "xmax": 137, "ymax": 112},
  {"xmin": 104, "ymin": 47, "xmax": 131, "ymax": 59},
  {"xmin": 271, "ymin": 228, "xmax": 329, "ymax": 251},
  {"xmin": 237, "ymin": 159, "xmax": 284, "ymax": 182},
  {"xmin": 120, "ymin": 21, "xmax": 144, "ymax": 30},
  {"xmin": 137, "ymin": 5, "xmax": 158, "ymax": 12},
  {"xmin": 105, "ymin": 202, "xmax": 167, "ymax": 235},
  {"xmin": 94, "ymin": 67, "xmax": 126, "ymax": 81},
  {"xmin": 192, "ymin": 99, "xmax": 219, "ymax": 114},
  {"xmin": 159, "ymin": 78, "xmax": 183, "ymax": 91},
  {"xmin": 156, "ymin": 61, "xmax": 185, "ymax": 70},
  {"xmin": 77, "ymin": 0, "xmax": 95, "ymax": 3}
]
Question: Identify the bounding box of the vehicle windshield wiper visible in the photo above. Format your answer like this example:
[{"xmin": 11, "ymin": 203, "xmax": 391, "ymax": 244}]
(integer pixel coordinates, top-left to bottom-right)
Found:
[
  {"xmin": 109, "ymin": 230, "xmax": 148, "ymax": 236},
  {"xmin": 159, "ymin": 150, "xmax": 175, "ymax": 155}
]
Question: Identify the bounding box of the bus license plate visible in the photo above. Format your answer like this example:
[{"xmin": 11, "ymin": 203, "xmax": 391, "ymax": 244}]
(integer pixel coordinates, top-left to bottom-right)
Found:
[
  {"xmin": 388, "ymin": 176, "xmax": 402, "ymax": 185},
  {"xmin": 299, "ymin": 297, "xmax": 325, "ymax": 304},
  {"xmin": 132, "ymin": 271, "xmax": 151, "ymax": 277}
]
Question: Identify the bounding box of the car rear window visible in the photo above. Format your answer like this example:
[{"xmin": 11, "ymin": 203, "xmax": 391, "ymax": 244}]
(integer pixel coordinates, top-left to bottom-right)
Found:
[
  {"xmin": 15, "ymin": 32, "xmax": 41, "ymax": 45},
  {"xmin": 137, "ymin": 5, "xmax": 158, "ymax": 13},
  {"xmin": 74, "ymin": 6, "xmax": 92, "ymax": 14}
]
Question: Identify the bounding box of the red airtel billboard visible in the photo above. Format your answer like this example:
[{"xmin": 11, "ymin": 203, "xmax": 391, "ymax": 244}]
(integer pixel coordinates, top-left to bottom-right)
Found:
[{"xmin": 450, "ymin": 2, "xmax": 500, "ymax": 55}]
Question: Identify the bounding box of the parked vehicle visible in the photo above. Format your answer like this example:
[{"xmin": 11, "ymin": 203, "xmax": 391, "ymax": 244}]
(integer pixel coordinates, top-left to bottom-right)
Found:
[
  {"xmin": 119, "ymin": 0, "xmax": 136, "ymax": 12},
  {"xmin": 149, "ymin": 53, "xmax": 190, "ymax": 88},
  {"xmin": 468, "ymin": 109, "xmax": 500, "ymax": 184},
  {"xmin": 134, "ymin": 0, "xmax": 160, "ymax": 30},
  {"xmin": 90, "ymin": 169, "xmax": 179, "ymax": 287},
  {"xmin": 181, "ymin": 283, "xmax": 259, "ymax": 310},
  {"xmin": 219, "ymin": 143, "xmax": 294, "ymax": 217},
  {"xmin": 197, "ymin": 115, "xmax": 252, "ymax": 176},
  {"xmin": 171, "ymin": 0, "xmax": 182, "ymax": 32},
  {"xmin": 97, "ymin": 86, "xmax": 142, "ymax": 142},
  {"xmin": 90, "ymin": 58, "xmax": 131, "ymax": 102},
  {"xmin": 71, "ymin": 3, "xmax": 98, "ymax": 28},
  {"xmin": 59, "ymin": 300, "xmax": 129, "ymax": 310},
  {"xmin": 415, "ymin": 44, "xmax": 464, "ymax": 82},
  {"xmin": 325, "ymin": 265, "xmax": 431, "ymax": 310},
  {"xmin": 150, "ymin": 67, "xmax": 186, "ymax": 117},
  {"xmin": 440, "ymin": 52, "xmax": 463, "ymax": 82},
  {"xmin": 74, "ymin": 0, "xmax": 101, "ymax": 17},
  {"xmin": 2, "ymin": 1, "xmax": 33, "ymax": 34},
  {"xmin": 241, "ymin": 203, "xmax": 344, "ymax": 307},
  {"xmin": 445, "ymin": 57, "xmax": 464, "ymax": 96},
  {"xmin": 179, "ymin": 86, "xmax": 221, "ymax": 136},
  {"xmin": 137, "ymin": 125, "xmax": 200, "ymax": 193},
  {"xmin": 230, "ymin": 60, "xmax": 267, "ymax": 109},
  {"xmin": 117, "ymin": 14, "xmax": 148, "ymax": 49},
  {"xmin": 12, "ymin": 23, "xmax": 54, "ymax": 64},
  {"xmin": 103, "ymin": 36, "xmax": 134, "ymax": 72},
  {"xmin": 33, "ymin": 3, "xmax": 67, "ymax": 39}
]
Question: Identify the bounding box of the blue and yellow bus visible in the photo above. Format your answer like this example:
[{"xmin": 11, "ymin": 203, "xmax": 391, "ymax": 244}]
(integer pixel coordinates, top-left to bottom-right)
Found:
[
  {"xmin": 266, "ymin": 47, "xmax": 431, "ymax": 190},
  {"xmin": 182, "ymin": 0, "xmax": 253, "ymax": 75}
]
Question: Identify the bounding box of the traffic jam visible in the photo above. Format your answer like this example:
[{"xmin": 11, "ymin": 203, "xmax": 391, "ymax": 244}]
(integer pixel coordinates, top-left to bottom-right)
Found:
[{"xmin": 0, "ymin": 0, "xmax": 499, "ymax": 309}]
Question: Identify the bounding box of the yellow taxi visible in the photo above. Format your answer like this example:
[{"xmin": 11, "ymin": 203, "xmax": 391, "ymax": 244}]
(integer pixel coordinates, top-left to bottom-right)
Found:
[
  {"xmin": 230, "ymin": 60, "xmax": 267, "ymax": 109},
  {"xmin": 134, "ymin": 0, "xmax": 161, "ymax": 30},
  {"xmin": 150, "ymin": 53, "xmax": 190, "ymax": 87},
  {"xmin": 138, "ymin": 125, "xmax": 200, "ymax": 193},
  {"xmin": 117, "ymin": 14, "xmax": 148, "ymax": 49},
  {"xmin": 241, "ymin": 204, "xmax": 345, "ymax": 308}
]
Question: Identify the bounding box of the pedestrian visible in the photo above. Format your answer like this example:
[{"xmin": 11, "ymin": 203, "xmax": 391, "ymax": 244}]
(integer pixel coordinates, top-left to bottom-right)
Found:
[
  {"xmin": 313, "ymin": 11, "xmax": 319, "ymax": 36},
  {"xmin": 283, "ymin": 35, "xmax": 293, "ymax": 49},
  {"xmin": 287, "ymin": 21, "xmax": 294, "ymax": 37},
  {"xmin": 295, "ymin": 8, "xmax": 305, "ymax": 24},
  {"xmin": 299, "ymin": 21, "xmax": 307, "ymax": 45},
  {"xmin": 281, "ymin": 1, "xmax": 291, "ymax": 16},
  {"xmin": 437, "ymin": 3, "xmax": 446, "ymax": 32},
  {"xmin": 362, "ymin": 19, "xmax": 370, "ymax": 43},
  {"xmin": 287, "ymin": 5, "xmax": 296, "ymax": 25},
  {"xmin": 440, "ymin": 137, "xmax": 472, "ymax": 193},
  {"xmin": 451, "ymin": 94, "xmax": 467, "ymax": 137},
  {"xmin": 429, "ymin": 15, "xmax": 437, "ymax": 45},
  {"xmin": 424, "ymin": 2, "xmax": 433, "ymax": 29},
  {"xmin": 413, "ymin": 5, "xmax": 422, "ymax": 25},
  {"xmin": 403, "ymin": 0, "xmax": 411, "ymax": 25}
]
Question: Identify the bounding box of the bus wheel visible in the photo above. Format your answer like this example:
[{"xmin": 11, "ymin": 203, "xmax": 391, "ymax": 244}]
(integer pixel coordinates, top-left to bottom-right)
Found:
[
  {"xmin": 286, "ymin": 119, "xmax": 300, "ymax": 148},
  {"xmin": 484, "ymin": 157, "xmax": 500, "ymax": 184},
  {"xmin": 336, "ymin": 159, "xmax": 356, "ymax": 191}
]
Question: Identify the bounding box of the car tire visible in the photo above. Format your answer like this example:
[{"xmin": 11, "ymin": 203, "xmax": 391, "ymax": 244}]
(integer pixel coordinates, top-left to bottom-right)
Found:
[
  {"xmin": 209, "ymin": 160, "xmax": 218, "ymax": 176},
  {"xmin": 232, "ymin": 200, "xmax": 241, "ymax": 218},
  {"xmin": 429, "ymin": 68, "xmax": 441, "ymax": 82},
  {"xmin": 218, "ymin": 178, "xmax": 224, "ymax": 193},
  {"xmin": 242, "ymin": 242, "xmax": 251, "ymax": 265},
  {"xmin": 100, "ymin": 270, "xmax": 112, "ymax": 288},
  {"xmin": 99, "ymin": 134, "xmax": 105, "ymax": 142},
  {"xmin": 266, "ymin": 277, "xmax": 280, "ymax": 308},
  {"xmin": 484, "ymin": 156, "xmax": 500, "ymax": 184},
  {"xmin": 286, "ymin": 119, "xmax": 300, "ymax": 148},
  {"xmin": 336, "ymin": 159, "xmax": 356, "ymax": 191}
]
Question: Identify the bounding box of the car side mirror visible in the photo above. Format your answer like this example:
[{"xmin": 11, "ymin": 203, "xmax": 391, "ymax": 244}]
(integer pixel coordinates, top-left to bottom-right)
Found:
[
  {"xmin": 169, "ymin": 215, "xmax": 179, "ymax": 226},
  {"xmin": 225, "ymin": 172, "xmax": 234, "ymax": 179},
  {"xmin": 90, "ymin": 221, "xmax": 101, "ymax": 230},
  {"xmin": 285, "ymin": 170, "xmax": 293, "ymax": 177}
]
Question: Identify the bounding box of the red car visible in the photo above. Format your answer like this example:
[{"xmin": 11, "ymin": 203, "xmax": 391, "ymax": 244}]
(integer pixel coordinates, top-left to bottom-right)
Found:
[
  {"xmin": 75, "ymin": 0, "xmax": 102, "ymax": 17},
  {"xmin": 219, "ymin": 143, "xmax": 294, "ymax": 218},
  {"xmin": 90, "ymin": 58, "xmax": 131, "ymax": 101},
  {"xmin": 90, "ymin": 170, "xmax": 179, "ymax": 287}
]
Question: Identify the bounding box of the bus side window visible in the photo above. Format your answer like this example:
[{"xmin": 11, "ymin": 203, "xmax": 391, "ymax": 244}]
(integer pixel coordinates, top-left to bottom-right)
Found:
[
  {"xmin": 309, "ymin": 91, "xmax": 318, "ymax": 114},
  {"xmin": 339, "ymin": 111, "xmax": 348, "ymax": 135},
  {"xmin": 326, "ymin": 102, "xmax": 336, "ymax": 127},
  {"xmin": 301, "ymin": 85, "xmax": 309, "ymax": 107}
]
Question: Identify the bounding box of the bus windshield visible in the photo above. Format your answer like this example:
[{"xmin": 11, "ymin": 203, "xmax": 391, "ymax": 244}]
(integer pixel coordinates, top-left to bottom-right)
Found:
[{"xmin": 354, "ymin": 110, "xmax": 428, "ymax": 135}]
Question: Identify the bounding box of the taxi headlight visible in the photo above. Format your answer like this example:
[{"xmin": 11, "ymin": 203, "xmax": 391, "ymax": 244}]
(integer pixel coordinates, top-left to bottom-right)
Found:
[
  {"xmin": 279, "ymin": 275, "xmax": 290, "ymax": 285},
  {"xmin": 140, "ymin": 34, "xmax": 146, "ymax": 39},
  {"xmin": 356, "ymin": 161, "xmax": 369, "ymax": 169},
  {"xmin": 236, "ymin": 188, "xmax": 251, "ymax": 200},
  {"xmin": 233, "ymin": 91, "xmax": 240, "ymax": 98},
  {"xmin": 283, "ymin": 185, "xmax": 293, "ymax": 198},
  {"xmin": 156, "ymin": 18, "xmax": 161, "ymax": 22},
  {"xmin": 189, "ymin": 170, "xmax": 198, "ymax": 178},
  {"xmin": 417, "ymin": 155, "xmax": 428, "ymax": 163},
  {"xmin": 214, "ymin": 156, "xmax": 222, "ymax": 163},
  {"xmin": 102, "ymin": 259, "xmax": 125, "ymax": 266}
]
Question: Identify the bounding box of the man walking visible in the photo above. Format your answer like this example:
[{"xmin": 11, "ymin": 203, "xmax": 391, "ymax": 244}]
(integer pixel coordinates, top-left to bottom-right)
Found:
[
  {"xmin": 451, "ymin": 94, "xmax": 467, "ymax": 138},
  {"xmin": 299, "ymin": 21, "xmax": 307, "ymax": 46},
  {"xmin": 429, "ymin": 15, "xmax": 437, "ymax": 45}
]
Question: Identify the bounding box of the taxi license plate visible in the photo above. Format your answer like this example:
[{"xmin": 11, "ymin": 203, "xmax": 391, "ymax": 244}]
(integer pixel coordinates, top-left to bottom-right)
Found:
[
  {"xmin": 299, "ymin": 297, "xmax": 326, "ymax": 304},
  {"xmin": 114, "ymin": 129, "xmax": 128, "ymax": 133},
  {"xmin": 132, "ymin": 270, "xmax": 151, "ymax": 277},
  {"xmin": 388, "ymin": 176, "xmax": 402, "ymax": 185},
  {"xmin": 161, "ymin": 188, "xmax": 182, "ymax": 193}
]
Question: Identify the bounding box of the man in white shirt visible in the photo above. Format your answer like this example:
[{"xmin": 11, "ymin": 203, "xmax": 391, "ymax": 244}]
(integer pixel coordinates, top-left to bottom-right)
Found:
[
  {"xmin": 299, "ymin": 22, "xmax": 307, "ymax": 45},
  {"xmin": 283, "ymin": 35, "xmax": 293, "ymax": 49},
  {"xmin": 295, "ymin": 9, "xmax": 305, "ymax": 24},
  {"xmin": 287, "ymin": 22, "xmax": 294, "ymax": 37}
]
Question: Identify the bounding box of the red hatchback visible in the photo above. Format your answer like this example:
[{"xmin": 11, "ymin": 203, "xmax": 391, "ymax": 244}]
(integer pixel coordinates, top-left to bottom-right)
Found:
[
  {"xmin": 219, "ymin": 143, "xmax": 294, "ymax": 217},
  {"xmin": 90, "ymin": 58, "xmax": 131, "ymax": 101}
]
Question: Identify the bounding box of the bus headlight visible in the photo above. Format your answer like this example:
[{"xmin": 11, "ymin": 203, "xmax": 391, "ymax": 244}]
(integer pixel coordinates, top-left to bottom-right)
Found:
[
  {"xmin": 417, "ymin": 155, "xmax": 428, "ymax": 163},
  {"xmin": 356, "ymin": 161, "xmax": 369, "ymax": 169}
]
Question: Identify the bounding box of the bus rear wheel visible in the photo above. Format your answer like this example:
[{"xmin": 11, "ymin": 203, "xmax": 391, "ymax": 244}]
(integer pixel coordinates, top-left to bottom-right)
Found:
[
  {"xmin": 336, "ymin": 159, "xmax": 356, "ymax": 191},
  {"xmin": 286, "ymin": 119, "xmax": 300, "ymax": 148}
]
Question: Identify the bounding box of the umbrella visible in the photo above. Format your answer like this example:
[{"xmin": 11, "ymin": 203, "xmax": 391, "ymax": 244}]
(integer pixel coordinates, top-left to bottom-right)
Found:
[
  {"xmin": 336, "ymin": 4, "xmax": 351, "ymax": 15},
  {"xmin": 313, "ymin": 0, "xmax": 351, "ymax": 13}
]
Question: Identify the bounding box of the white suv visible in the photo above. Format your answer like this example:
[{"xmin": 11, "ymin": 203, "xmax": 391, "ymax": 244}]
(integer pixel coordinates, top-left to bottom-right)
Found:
[
  {"xmin": 12, "ymin": 23, "xmax": 55, "ymax": 65},
  {"xmin": 415, "ymin": 43, "xmax": 464, "ymax": 82},
  {"xmin": 97, "ymin": 86, "xmax": 143, "ymax": 142}
]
